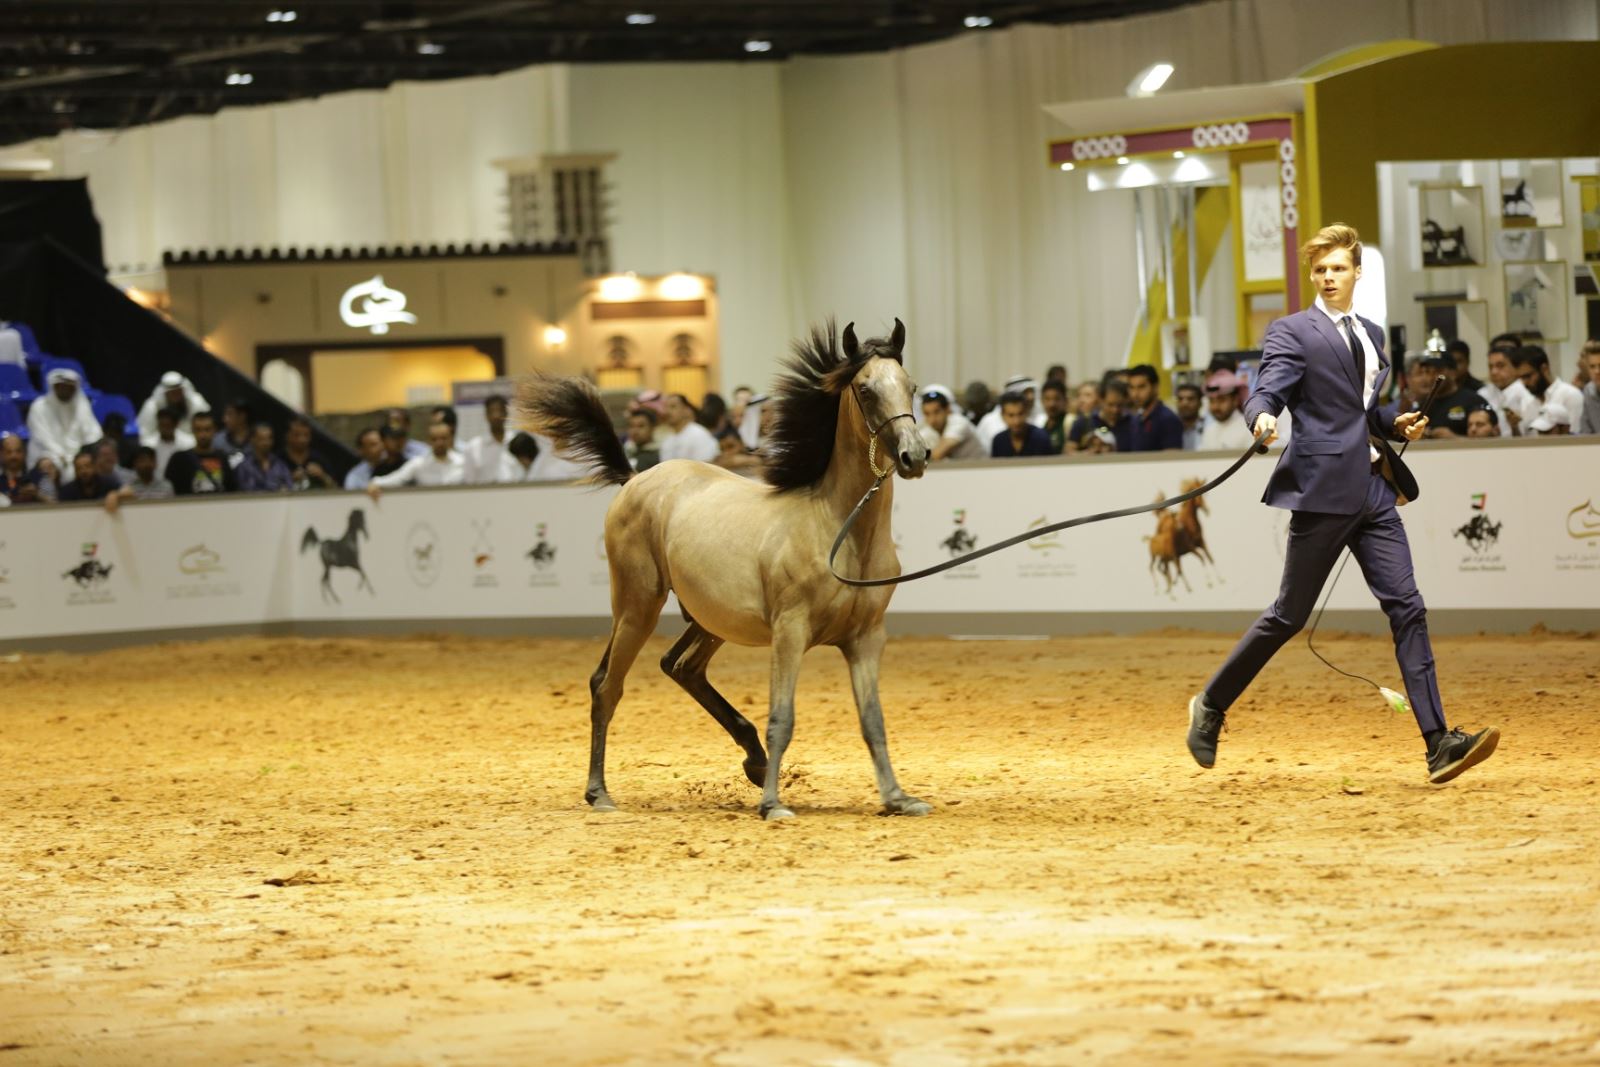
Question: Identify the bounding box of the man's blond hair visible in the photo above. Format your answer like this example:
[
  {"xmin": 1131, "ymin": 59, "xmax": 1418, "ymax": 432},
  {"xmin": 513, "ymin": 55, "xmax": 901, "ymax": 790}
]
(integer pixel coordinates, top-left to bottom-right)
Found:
[{"xmin": 1301, "ymin": 223, "xmax": 1362, "ymax": 267}]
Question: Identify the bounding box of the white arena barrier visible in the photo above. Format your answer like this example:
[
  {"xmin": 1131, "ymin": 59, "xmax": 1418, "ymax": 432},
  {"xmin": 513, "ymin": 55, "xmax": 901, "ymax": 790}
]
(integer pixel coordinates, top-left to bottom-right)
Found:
[{"xmin": 1, "ymin": 438, "xmax": 1596, "ymax": 647}]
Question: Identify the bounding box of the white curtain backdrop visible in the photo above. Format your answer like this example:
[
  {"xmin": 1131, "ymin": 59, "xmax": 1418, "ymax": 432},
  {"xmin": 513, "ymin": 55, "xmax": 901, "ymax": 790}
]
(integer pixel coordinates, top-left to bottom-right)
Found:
[{"xmin": 7, "ymin": 0, "xmax": 1596, "ymax": 395}]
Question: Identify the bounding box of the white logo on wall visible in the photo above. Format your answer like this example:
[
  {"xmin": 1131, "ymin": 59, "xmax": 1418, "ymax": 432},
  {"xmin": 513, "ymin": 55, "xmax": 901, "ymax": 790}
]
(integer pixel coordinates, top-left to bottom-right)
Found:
[
  {"xmin": 406, "ymin": 523, "xmax": 441, "ymax": 588},
  {"xmin": 167, "ymin": 543, "xmax": 242, "ymax": 600},
  {"xmin": 339, "ymin": 275, "xmax": 417, "ymax": 335}
]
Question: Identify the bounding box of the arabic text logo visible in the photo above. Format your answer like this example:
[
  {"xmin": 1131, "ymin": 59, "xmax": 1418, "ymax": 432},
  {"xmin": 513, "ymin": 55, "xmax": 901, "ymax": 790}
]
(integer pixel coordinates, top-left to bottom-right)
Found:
[
  {"xmin": 339, "ymin": 275, "xmax": 417, "ymax": 335},
  {"xmin": 1025, "ymin": 516, "xmax": 1063, "ymax": 555},
  {"xmin": 178, "ymin": 543, "xmax": 224, "ymax": 577},
  {"xmin": 1567, "ymin": 499, "xmax": 1600, "ymax": 541}
]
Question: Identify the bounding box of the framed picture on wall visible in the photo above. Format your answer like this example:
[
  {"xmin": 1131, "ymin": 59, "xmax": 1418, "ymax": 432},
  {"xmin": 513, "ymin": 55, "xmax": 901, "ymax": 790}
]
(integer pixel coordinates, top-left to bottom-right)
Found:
[
  {"xmin": 1503, "ymin": 261, "xmax": 1569, "ymax": 342},
  {"xmin": 1498, "ymin": 159, "xmax": 1564, "ymax": 229},
  {"xmin": 1418, "ymin": 184, "xmax": 1484, "ymax": 268},
  {"xmin": 1494, "ymin": 229, "xmax": 1545, "ymax": 262}
]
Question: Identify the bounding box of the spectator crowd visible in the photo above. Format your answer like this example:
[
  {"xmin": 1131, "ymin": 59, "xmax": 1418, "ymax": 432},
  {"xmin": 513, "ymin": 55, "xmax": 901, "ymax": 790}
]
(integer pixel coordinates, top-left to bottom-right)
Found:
[{"xmin": 4, "ymin": 313, "xmax": 1597, "ymax": 512}]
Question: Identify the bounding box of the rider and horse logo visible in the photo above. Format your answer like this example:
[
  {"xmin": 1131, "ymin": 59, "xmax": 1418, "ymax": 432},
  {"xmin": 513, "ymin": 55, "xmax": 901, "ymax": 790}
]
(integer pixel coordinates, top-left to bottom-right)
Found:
[
  {"xmin": 1145, "ymin": 478, "xmax": 1221, "ymax": 598},
  {"xmin": 527, "ymin": 523, "xmax": 557, "ymax": 570},
  {"xmin": 1454, "ymin": 494, "xmax": 1504, "ymax": 555},
  {"xmin": 62, "ymin": 542, "xmax": 113, "ymax": 588},
  {"xmin": 939, "ymin": 509, "xmax": 977, "ymax": 558},
  {"xmin": 300, "ymin": 509, "xmax": 375, "ymax": 603}
]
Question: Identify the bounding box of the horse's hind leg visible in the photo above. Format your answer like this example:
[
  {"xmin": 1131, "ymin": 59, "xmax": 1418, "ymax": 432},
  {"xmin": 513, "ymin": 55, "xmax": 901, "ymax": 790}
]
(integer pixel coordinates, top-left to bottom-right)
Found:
[
  {"xmin": 586, "ymin": 600, "xmax": 662, "ymax": 812},
  {"xmin": 321, "ymin": 564, "xmax": 340, "ymax": 604},
  {"xmin": 842, "ymin": 626, "xmax": 931, "ymax": 817},
  {"xmin": 661, "ymin": 621, "xmax": 767, "ymax": 788}
]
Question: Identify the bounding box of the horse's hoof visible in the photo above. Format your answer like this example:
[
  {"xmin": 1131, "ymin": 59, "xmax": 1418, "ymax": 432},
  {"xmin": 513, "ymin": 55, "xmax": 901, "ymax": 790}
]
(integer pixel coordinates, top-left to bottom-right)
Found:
[
  {"xmin": 761, "ymin": 805, "xmax": 795, "ymax": 822},
  {"xmin": 742, "ymin": 757, "xmax": 768, "ymax": 788},
  {"xmin": 884, "ymin": 797, "xmax": 933, "ymax": 817},
  {"xmin": 586, "ymin": 794, "xmax": 618, "ymax": 813}
]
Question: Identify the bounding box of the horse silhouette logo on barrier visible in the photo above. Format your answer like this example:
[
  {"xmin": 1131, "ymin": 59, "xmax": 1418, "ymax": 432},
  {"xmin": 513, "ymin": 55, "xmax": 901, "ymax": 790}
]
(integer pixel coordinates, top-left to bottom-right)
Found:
[
  {"xmin": 300, "ymin": 509, "xmax": 374, "ymax": 603},
  {"xmin": 1146, "ymin": 478, "xmax": 1222, "ymax": 598}
]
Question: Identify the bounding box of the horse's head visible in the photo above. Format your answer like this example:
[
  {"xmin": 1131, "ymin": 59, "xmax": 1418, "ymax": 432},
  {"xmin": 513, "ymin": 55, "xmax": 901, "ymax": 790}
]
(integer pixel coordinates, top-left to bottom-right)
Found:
[
  {"xmin": 351, "ymin": 509, "xmax": 369, "ymax": 539},
  {"xmin": 1181, "ymin": 478, "xmax": 1208, "ymax": 512},
  {"xmin": 840, "ymin": 318, "xmax": 927, "ymax": 480}
]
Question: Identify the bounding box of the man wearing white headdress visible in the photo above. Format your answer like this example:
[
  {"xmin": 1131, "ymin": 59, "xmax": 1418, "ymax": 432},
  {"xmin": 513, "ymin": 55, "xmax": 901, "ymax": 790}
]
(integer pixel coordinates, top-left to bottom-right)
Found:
[
  {"xmin": 137, "ymin": 371, "xmax": 211, "ymax": 445},
  {"xmin": 976, "ymin": 374, "xmax": 1046, "ymax": 445},
  {"xmin": 27, "ymin": 368, "xmax": 103, "ymax": 481}
]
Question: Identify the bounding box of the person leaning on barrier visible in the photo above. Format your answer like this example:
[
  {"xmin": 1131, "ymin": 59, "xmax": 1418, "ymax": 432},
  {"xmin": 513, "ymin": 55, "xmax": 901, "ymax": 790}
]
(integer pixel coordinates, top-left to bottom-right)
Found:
[
  {"xmin": 1175, "ymin": 383, "xmax": 1203, "ymax": 451},
  {"xmin": 990, "ymin": 390, "xmax": 1054, "ymax": 458},
  {"xmin": 1199, "ymin": 371, "xmax": 1253, "ymax": 451},
  {"xmin": 1039, "ymin": 380, "xmax": 1072, "ymax": 454},
  {"xmin": 119, "ymin": 446, "xmax": 175, "ymax": 501},
  {"xmin": 236, "ymin": 423, "xmax": 295, "ymax": 494},
  {"xmin": 0, "ymin": 433, "xmax": 49, "ymax": 505},
  {"xmin": 166, "ymin": 410, "xmax": 239, "ymax": 495},
  {"xmin": 919, "ymin": 388, "xmax": 987, "ymax": 462},
  {"xmin": 282, "ymin": 416, "xmax": 336, "ymax": 491},
  {"xmin": 343, "ymin": 427, "xmax": 385, "ymax": 490},
  {"xmin": 1508, "ymin": 345, "xmax": 1584, "ymax": 434},
  {"xmin": 1465, "ymin": 406, "xmax": 1500, "ymax": 438},
  {"xmin": 57, "ymin": 447, "xmax": 122, "ymax": 512},
  {"xmin": 366, "ymin": 421, "xmax": 465, "ymax": 498}
]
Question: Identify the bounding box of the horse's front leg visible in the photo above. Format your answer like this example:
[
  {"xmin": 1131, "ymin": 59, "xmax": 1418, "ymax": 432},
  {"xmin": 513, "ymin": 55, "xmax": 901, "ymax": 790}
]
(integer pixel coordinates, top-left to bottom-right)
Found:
[
  {"xmin": 759, "ymin": 620, "xmax": 806, "ymax": 821},
  {"xmin": 842, "ymin": 626, "xmax": 931, "ymax": 817}
]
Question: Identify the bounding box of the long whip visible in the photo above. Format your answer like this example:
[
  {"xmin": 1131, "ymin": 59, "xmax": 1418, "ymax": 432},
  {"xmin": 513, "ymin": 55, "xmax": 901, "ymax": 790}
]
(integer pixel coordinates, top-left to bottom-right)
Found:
[{"xmin": 827, "ymin": 431, "xmax": 1270, "ymax": 587}]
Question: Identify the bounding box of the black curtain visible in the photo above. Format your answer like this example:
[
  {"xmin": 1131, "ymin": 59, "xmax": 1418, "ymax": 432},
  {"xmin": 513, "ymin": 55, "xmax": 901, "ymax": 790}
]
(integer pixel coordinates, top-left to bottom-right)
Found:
[
  {"xmin": 0, "ymin": 238, "xmax": 355, "ymax": 477},
  {"xmin": 0, "ymin": 179, "xmax": 103, "ymax": 272}
]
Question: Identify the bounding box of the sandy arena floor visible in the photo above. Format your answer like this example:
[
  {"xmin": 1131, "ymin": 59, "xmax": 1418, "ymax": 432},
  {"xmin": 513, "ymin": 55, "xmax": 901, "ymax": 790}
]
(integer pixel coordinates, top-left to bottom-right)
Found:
[{"xmin": 2, "ymin": 630, "xmax": 1598, "ymax": 1066}]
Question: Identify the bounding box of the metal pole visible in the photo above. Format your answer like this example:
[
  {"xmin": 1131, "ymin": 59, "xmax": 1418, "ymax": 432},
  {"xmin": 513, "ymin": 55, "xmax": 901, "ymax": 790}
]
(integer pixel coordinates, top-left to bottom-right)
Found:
[
  {"xmin": 1186, "ymin": 184, "xmax": 1199, "ymax": 319},
  {"xmin": 1157, "ymin": 185, "xmax": 1175, "ymax": 321},
  {"xmin": 1134, "ymin": 188, "xmax": 1149, "ymax": 329}
]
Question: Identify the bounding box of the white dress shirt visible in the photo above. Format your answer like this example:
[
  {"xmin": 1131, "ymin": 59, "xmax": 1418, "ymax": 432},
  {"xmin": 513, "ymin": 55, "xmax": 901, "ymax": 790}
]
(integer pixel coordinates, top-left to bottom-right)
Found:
[
  {"xmin": 1313, "ymin": 296, "xmax": 1380, "ymax": 460},
  {"xmin": 659, "ymin": 421, "xmax": 720, "ymax": 463},
  {"xmin": 462, "ymin": 432, "xmax": 508, "ymax": 484},
  {"xmin": 1200, "ymin": 409, "xmax": 1254, "ymax": 451},
  {"xmin": 1513, "ymin": 378, "xmax": 1584, "ymax": 431},
  {"xmin": 371, "ymin": 448, "xmax": 466, "ymax": 488}
]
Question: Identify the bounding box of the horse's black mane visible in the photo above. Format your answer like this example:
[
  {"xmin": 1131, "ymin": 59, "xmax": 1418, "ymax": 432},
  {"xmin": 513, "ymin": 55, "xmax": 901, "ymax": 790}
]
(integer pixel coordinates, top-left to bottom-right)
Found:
[{"xmin": 762, "ymin": 319, "xmax": 901, "ymax": 493}]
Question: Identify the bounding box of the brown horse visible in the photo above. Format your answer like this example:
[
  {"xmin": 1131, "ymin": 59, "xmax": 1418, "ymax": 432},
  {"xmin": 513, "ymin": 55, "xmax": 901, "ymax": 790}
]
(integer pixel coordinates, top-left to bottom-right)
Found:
[
  {"xmin": 519, "ymin": 320, "xmax": 930, "ymax": 820},
  {"xmin": 1146, "ymin": 478, "xmax": 1220, "ymax": 597},
  {"xmin": 1174, "ymin": 476, "xmax": 1221, "ymax": 586}
]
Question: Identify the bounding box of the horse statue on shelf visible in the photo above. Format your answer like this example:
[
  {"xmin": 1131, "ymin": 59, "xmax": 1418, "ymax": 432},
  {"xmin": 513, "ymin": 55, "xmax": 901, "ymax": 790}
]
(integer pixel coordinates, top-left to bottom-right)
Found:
[
  {"xmin": 300, "ymin": 508, "xmax": 373, "ymax": 604},
  {"xmin": 1502, "ymin": 179, "xmax": 1532, "ymax": 217},
  {"xmin": 520, "ymin": 319, "xmax": 930, "ymax": 821}
]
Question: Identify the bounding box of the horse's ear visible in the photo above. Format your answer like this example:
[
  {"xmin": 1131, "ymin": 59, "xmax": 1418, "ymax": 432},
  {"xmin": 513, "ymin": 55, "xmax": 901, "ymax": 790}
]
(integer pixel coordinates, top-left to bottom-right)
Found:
[
  {"xmin": 841, "ymin": 322, "xmax": 859, "ymax": 361},
  {"xmin": 890, "ymin": 317, "xmax": 906, "ymax": 358}
]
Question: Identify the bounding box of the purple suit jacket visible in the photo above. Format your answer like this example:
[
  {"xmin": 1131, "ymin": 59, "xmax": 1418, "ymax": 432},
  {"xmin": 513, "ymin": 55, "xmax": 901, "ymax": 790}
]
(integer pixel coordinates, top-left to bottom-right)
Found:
[{"xmin": 1244, "ymin": 308, "xmax": 1416, "ymax": 515}]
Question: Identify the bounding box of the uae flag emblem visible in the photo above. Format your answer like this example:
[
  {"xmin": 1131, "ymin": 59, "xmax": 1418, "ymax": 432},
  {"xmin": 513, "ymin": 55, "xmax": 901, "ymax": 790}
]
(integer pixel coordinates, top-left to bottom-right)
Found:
[{"xmin": 1470, "ymin": 494, "xmax": 1487, "ymax": 511}]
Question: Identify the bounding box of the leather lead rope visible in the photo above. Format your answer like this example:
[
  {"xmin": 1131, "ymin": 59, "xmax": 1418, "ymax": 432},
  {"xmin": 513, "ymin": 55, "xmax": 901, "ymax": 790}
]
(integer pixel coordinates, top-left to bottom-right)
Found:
[{"xmin": 828, "ymin": 432, "xmax": 1271, "ymax": 588}]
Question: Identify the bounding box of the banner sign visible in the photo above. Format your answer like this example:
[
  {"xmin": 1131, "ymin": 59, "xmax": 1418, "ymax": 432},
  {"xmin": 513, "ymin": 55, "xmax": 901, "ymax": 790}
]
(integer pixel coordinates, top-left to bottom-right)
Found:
[{"xmin": 1, "ymin": 443, "xmax": 1595, "ymax": 643}]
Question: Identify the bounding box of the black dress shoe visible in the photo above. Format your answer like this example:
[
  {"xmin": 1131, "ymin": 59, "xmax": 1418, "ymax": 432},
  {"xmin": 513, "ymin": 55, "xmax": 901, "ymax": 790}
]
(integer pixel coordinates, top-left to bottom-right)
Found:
[
  {"xmin": 1187, "ymin": 693, "xmax": 1226, "ymax": 769},
  {"xmin": 1427, "ymin": 726, "xmax": 1501, "ymax": 784}
]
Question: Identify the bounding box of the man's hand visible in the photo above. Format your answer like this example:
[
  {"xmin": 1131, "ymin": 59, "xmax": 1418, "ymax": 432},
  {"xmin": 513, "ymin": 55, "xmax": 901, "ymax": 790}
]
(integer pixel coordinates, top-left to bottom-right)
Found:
[
  {"xmin": 1253, "ymin": 413, "xmax": 1278, "ymax": 445},
  {"xmin": 1395, "ymin": 411, "xmax": 1429, "ymax": 441},
  {"xmin": 365, "ymin": 482, "xmax": 382, "ymax": 500}
]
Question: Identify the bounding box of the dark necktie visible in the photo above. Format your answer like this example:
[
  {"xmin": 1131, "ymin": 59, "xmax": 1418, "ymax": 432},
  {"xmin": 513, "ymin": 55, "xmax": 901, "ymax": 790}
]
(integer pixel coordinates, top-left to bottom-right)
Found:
[{"xmin": 1340, "ymin": 315, "xmax": 1364, "ymax": 386}]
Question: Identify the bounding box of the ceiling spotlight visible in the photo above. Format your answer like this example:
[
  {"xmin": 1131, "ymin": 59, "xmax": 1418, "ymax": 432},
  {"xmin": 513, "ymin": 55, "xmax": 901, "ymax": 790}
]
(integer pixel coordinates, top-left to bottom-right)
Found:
[
  {"xmin": 1059, "ymin": 162, "xmax": 1075, "ymax": 171},
  {"xmin": 744, "ymin": 39, "xmax": 772, "ymax": 53},
  {"xmin": 266, "ymin": 9, "xmax": 298, "ymax": 22},
  {"xmin": 1116, "ymin": 156, "xmax": 1130, "ymax": 165},
  {"xmin": 417, "ymin": 41, "xmax": 445, "ymax": 55},
  {"xmin": 1128, "ymin": 61, "xmax": 1174, "ymax": 97},
  {"xmin": 625, "ymin": 12, "xmax": 656, "ymax": 25},
  {"xmin": 963, "ymin": 15, "xmax": 994, "ymax": 28},
  {"xmin": 52, "ymin": 99, "xmax": 74, "ymax": 114},
  {"xmin": 225, "ymin": 72, "xmax": 255, "ymax": 86},
  {"xmin": 1173, "ymin": 150, "xmax": 1185, "ymax": 158}
]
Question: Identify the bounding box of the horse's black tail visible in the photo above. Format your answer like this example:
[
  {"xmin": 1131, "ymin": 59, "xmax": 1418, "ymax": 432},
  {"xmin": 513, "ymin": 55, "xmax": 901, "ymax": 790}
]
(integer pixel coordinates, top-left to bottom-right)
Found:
[
  {"xmin": 516, "ymin": 372, "xmax": 633, "ymax": 487},
  {"xmin": 299, "ymin": 527, "xmax": 319, "ymax": 554}
]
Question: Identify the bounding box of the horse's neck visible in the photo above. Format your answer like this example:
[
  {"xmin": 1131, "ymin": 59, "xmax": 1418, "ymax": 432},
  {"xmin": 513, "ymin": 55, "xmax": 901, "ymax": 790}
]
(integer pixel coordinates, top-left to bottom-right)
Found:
[{"xmin": 819, "ymin": 393, "xmax": 891, "ymax": 532}]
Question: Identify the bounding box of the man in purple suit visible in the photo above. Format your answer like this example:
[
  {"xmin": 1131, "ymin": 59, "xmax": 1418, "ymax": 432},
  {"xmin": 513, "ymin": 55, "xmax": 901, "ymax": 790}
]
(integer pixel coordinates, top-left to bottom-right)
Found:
[{"xmin": 1186, "ymin": 224, "xmax": 1499, "ymax": 785}]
